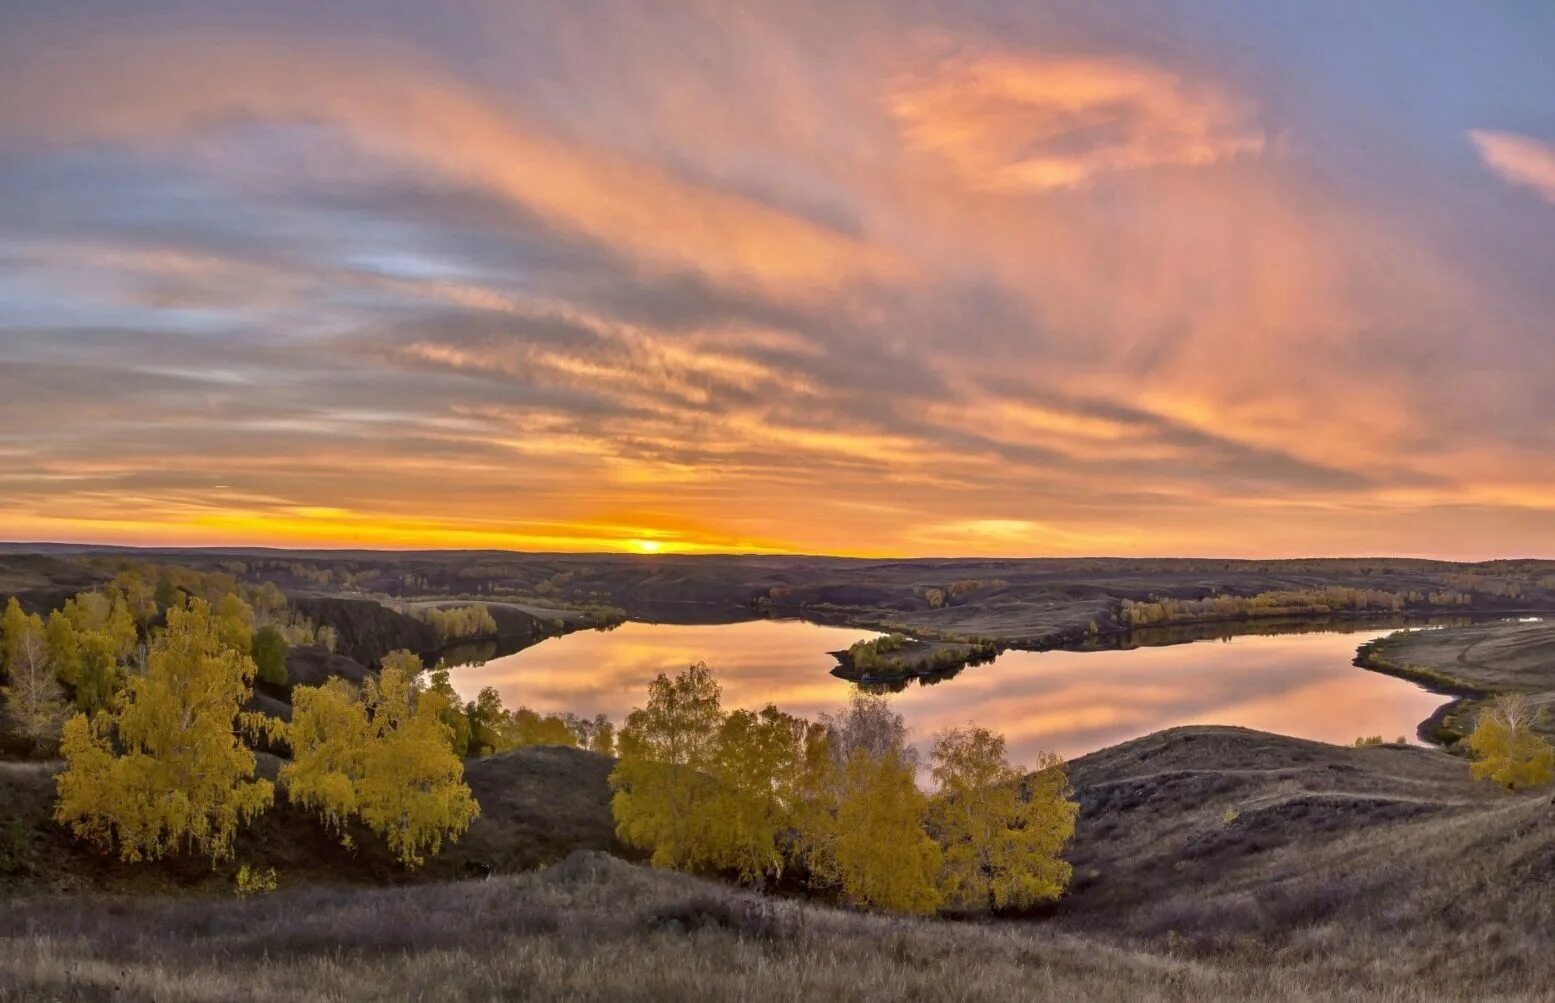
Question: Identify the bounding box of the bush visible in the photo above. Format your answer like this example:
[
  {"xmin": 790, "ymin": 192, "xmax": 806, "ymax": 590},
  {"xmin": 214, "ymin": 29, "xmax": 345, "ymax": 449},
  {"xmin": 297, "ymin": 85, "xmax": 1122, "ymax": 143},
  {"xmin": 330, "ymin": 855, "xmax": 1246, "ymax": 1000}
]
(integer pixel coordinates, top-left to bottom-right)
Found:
[
  {"xmin": 0, "ymin": 819, "xmax": 31, "ymax": 875},
  {"xmin": 648, "ymin": 894, "xmax": 794, "ymax": 942},
  {"xmin": 235, "ymin": 863, "xmax": 278, "ymax": 898},
  {"xmin": 1465, "ymin": 694, "xmax": 1555, "ymax": 790},
  {"xmin": 251, "ymin": 626, "xmax": 289, "ymax": 686}
]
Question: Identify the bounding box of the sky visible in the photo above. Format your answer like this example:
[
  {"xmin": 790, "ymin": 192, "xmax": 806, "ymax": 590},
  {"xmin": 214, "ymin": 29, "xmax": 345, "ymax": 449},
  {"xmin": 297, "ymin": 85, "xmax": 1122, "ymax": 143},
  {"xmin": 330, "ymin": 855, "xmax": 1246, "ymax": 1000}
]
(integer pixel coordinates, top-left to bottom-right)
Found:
[{"xmin": 1, "ymin": 1, "xmax": 1554, "ymax": 559}]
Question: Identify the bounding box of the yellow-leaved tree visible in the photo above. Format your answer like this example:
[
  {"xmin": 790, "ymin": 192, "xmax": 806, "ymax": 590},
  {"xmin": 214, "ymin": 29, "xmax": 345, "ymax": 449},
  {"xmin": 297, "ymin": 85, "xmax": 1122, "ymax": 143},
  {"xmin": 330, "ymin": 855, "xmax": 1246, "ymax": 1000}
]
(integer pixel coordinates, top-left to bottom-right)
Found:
[
  {"xmin": 424, "ymin": 666, "xmax": 474, "ymax": 758},
  {"xmin": 576, "ymin": 713, "xmax": 615, "ymax": 756},
  {"xmin": 1, "ymin": 596, "xmax": 28, "ymax": 683},
  {"xmin": 279, "ymin": 678, "xmax": 369, "ymax": 835},
  {"xmin": 704, "ymin": 705, "xmax": 813, "ymax": 884},
  {"xmin": 610, "ymin": 661, "xmax": 725, "ymax": 871},
  {"xmin": 799, "ymin": 693, "xmax": 942, "ymax": 915},
  {"xmin": 612, "ymin": 662, "xmax": 822, "ymax": 884},
  {"xmin": 829, "ymin": 750, "xmax": 942, "ymax": 915},
  {"xmin": 501, "ymin": 706, "xmax": 580, "ymax": 749},
  {"xmin": 215, "ymin": 592, "xmax": 255, "ymax": 654},
  {"xmin": 928, "ymin": 726, "xmax": 1077, "ymax": 912},
  {"xmin": 1, "ymin": 598, "xmax": 67, "ymax": 752},
  {"xmin": 47, "ymin": 588, "xmax": 137, "ymax": 714},
  {"xmin": 1465, "ymin": 693, "xmax": 1555, "ymax": 790},
  {"xmin": 450, "ymin": 678, "xmax": 581, "ymax": 757},
  {"xmin": 282, "ymin": 651, "xmax": 479, "ymax": 868},
  {"xmin": 54, "ymin": 597, "xmax": 275, "ymax": 862}
]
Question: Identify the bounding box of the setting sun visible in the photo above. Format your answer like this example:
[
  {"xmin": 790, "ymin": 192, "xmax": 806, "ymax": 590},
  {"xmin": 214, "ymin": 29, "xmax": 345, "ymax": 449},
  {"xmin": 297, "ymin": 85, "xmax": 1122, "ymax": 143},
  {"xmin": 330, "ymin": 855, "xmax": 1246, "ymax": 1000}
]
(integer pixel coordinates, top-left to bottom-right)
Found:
[{"xmin": 630, "ymin": 539, "xmax": 663, "ymax": 554}]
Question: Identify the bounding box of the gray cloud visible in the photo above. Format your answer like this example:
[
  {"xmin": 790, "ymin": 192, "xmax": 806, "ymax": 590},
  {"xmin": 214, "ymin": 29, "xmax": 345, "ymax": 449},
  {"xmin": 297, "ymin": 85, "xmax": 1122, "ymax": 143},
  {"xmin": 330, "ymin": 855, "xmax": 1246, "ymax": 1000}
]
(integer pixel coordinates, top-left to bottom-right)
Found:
[{"xmin": 0, "ymin": 1, "xmax": 1552, "ymax": 555}]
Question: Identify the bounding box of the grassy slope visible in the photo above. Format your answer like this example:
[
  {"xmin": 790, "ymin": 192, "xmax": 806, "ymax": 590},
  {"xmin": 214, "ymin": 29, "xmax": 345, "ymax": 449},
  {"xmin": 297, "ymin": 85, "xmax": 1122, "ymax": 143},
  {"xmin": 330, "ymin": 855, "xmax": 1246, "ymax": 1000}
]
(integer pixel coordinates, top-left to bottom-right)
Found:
[
  {"xmin": 6, "ymin": 797, "xmax": 1555, "ymax": 1001},
  {"xmin": 1062, "ymin": 726, "xmax": 1496, "ymax": 924},
  {"xmin": 6, "ymin": 612, "xmax": 1555, "ymax": 998},
  {"xmin": 6, "ymin": 725, "xmax": 1555, "ymax": 1000},
  {"xmin": 0, "ymin": 852, "xmax": 1345, "ymax": 1003},
  {"xmin": 0, "ymin": 746, "xmax": 617, "ymax": 895}
]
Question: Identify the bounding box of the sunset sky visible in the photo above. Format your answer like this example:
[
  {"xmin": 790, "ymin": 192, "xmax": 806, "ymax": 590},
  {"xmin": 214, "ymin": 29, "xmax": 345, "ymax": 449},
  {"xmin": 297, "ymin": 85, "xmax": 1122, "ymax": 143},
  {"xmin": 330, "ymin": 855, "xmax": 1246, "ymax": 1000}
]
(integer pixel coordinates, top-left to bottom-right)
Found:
[{"xmin": 2, "ymin": 1, "xmax": 1554, "ymax": 558}]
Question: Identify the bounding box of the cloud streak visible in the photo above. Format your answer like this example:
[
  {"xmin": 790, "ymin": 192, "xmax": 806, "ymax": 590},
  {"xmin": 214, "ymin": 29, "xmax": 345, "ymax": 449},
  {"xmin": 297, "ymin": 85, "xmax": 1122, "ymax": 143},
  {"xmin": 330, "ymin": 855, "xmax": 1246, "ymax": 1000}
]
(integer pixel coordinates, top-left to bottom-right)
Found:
[
  {"xmin": 891, "ymin": 52, "xmax": 1265, "ymax": 191},
  {"xmin": 1471, "ymin": 129, "xmax": 1555, "ymax": 203},
  {"xmin": 0, "ymin": 3, "xmax": 1553, "ymax": 557},
  {"xmin": 0, "ymin": 35, "xmax": 900, "ymax": 299}
]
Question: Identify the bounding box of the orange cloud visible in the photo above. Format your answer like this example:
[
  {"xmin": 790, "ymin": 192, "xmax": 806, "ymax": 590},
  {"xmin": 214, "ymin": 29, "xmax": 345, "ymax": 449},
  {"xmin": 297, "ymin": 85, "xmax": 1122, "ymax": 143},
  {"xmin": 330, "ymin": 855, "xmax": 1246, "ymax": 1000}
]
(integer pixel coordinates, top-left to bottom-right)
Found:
[
  {"xmin": 1470, "ymin": 129, "xmax": 1555, "ymax": 203},
  {"xmin": 890, "ymin": 53, "xmax": 1264, "ymax": 191},
  {"xmin": 0, "ymin": 36, "xmax": 900, "ymax": 298},
  {"xmin": 2, "ymin": 9, "xmax": 1553, "ymax": 560}
]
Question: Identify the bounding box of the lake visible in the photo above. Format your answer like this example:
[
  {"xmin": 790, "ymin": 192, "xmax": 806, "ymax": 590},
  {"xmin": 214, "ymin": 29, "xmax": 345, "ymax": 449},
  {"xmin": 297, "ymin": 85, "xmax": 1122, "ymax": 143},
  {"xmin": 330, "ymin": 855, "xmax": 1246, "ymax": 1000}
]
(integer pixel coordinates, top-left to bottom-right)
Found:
[{"xmin": 448, "ymin": 619, "xmax": 1446, "ymax": 769}]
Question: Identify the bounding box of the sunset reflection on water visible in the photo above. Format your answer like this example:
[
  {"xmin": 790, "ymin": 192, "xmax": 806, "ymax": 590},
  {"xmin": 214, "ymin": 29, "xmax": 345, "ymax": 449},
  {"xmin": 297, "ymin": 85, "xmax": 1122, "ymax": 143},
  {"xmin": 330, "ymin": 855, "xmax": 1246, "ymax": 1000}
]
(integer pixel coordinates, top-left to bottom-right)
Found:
[{"xmin": 449, "ymin": 620, "xmax": 1445, "ymax": 768}]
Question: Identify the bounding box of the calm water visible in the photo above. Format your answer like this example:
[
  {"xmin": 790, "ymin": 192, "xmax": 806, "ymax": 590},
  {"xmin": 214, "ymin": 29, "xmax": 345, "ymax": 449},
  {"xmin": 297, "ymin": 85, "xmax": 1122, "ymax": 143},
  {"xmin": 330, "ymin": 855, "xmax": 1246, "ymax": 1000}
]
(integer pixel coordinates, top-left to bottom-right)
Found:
[{"xmin": 449, "ymin": 619, "xmax": 1446, "ymax": 769}]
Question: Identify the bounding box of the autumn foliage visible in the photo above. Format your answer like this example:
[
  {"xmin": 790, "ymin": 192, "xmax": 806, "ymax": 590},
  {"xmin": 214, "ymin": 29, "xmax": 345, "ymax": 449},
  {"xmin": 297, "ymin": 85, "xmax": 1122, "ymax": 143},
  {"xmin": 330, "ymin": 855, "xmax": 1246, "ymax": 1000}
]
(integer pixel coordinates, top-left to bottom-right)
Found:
[
  {"xmin": 796, "ymin": 694, "xmax": 942, "ymax": 914},
  {"xmin": 1465, "ymin": 693, "xmax": 1555, "ymax": 790},
  {"xmin": 36, "ymin": 574, "xmax": 483, "ymax": 871},
  {"xmin": 30, "ymin": 568, "xmax": 1073, "ymax": 902},
  {"xmin": 929, "ymin": 727, "xmax": 1077, "ymax": 911},
  {"xmin": 610, "ymin": 662, "xmax": 729, "ymax": 873},
  {"xmin": 1, "ymin": 598, "xmax": 67, "ymax": 752},
  {"xmin": 610, "ymin": 662, "xmax": 1076, "ymax": 915},
  {"xmin": 283, "ymin": 651, "xmax": 479, "ymax": 868},
  {"xmin": 54, "ymin": 597, "xmax": 275, "ymax": 863}
]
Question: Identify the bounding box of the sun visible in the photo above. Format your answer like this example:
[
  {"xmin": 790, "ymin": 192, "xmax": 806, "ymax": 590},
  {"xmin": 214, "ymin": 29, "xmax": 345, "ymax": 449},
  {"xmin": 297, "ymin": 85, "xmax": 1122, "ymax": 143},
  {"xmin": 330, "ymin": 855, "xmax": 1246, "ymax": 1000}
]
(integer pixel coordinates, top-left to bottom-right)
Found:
[{"xmin": 630, "ymin": 539, "xmax": 662, "ymax": 554}]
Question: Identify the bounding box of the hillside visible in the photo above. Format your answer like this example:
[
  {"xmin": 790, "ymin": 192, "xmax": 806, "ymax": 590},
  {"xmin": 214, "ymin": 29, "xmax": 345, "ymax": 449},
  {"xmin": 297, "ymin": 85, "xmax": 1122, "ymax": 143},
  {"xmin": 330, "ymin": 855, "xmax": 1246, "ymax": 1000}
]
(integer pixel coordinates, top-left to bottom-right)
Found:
[
  {"xmin": 1062, "ymin": 726, "xmax": 1499, "ymax": 928},
  {"xmin": 0, "ymin": 745, "xmax": 618, "ymax": 895},
  {"xmin": 3, "ymin": 726, "xmax": 1553, "ymax": 1000},
  {"xmin": 9, "ymin": 722, "xmax": 1553, "ymax": 995},
  {"xmin": 0, "ymin": 851, "xmax": 1350, "ymax": 1002}
]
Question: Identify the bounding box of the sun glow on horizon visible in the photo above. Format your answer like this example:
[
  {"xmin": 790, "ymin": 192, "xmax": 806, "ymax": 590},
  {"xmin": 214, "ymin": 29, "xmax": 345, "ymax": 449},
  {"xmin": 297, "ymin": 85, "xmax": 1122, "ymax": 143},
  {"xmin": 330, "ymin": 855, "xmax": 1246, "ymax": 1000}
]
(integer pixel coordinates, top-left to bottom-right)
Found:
[{"xmin": 1, "ymin": 4, "xmax": 1553, "ymax": 558}]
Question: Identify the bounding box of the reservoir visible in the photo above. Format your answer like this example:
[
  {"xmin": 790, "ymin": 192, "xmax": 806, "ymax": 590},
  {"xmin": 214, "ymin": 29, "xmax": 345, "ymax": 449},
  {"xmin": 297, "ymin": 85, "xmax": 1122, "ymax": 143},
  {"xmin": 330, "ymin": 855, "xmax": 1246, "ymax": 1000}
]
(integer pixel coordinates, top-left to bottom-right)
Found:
[{"xmin": 450, "ymin": 619, "xmax": 1446, "ymax": 768}]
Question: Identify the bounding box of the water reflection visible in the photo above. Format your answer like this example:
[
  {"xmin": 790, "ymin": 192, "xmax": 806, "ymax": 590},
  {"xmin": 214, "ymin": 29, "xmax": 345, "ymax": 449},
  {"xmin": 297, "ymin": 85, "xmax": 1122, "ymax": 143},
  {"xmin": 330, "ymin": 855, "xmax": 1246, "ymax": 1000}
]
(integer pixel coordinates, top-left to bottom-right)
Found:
[
  {"xmin": 1113, "ymin": 614, "xmax": 1475, "ymax": 649},
  {"xmin": 448, "ymin": 620, "xmax": 1446, "ymax": 769}
]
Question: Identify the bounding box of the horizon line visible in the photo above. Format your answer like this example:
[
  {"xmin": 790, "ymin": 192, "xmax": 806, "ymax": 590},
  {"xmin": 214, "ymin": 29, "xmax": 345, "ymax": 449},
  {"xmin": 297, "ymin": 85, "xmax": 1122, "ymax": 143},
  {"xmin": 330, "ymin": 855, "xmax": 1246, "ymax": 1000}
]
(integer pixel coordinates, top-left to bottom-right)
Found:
[{"xmin": 2, "ymin": 539, "xmax": 1553, "ymax": 565}]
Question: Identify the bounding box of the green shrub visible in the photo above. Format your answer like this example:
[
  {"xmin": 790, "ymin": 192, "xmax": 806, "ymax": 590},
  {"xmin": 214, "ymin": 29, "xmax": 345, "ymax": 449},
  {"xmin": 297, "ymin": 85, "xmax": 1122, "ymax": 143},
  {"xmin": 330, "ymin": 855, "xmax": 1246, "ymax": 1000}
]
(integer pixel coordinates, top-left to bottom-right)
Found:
[{"xmin": 251, "ymin": 626, "xmax": 289, "ymax": 686}]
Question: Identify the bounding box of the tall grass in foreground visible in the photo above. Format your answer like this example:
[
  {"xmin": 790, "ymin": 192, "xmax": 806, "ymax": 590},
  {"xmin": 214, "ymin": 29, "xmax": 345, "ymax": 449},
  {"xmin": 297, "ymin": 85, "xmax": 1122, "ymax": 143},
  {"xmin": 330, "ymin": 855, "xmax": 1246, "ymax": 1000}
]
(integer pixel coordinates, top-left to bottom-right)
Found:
[{"xmin": 8, "ymin": 850, "xmax": 1547, "ymax": 1003}]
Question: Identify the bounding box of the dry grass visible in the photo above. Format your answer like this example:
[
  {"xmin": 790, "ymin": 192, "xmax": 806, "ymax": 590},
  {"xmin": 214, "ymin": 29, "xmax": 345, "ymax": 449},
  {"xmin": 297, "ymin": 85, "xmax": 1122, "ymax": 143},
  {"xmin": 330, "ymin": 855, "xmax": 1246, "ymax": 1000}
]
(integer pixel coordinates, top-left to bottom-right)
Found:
[
  {"xmin": 5, "ymin": 727, "xmax": 1555, "ymax": 1000},
  {"xmin": 9, "ymin": 850, "xmax": 1547, "ymax": 1003},
  {"xmin": 1056, "ymin": 729, "xmax": 1555, "ymax": 995}
]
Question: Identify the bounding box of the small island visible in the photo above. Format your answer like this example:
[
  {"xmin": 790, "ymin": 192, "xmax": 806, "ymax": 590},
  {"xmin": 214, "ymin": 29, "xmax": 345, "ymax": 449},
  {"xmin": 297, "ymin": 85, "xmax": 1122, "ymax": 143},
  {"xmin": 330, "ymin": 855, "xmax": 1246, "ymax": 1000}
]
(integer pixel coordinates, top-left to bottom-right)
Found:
[{"xmin": 830, "ymin": 633, "xmax": 1000, "ymax": 685}]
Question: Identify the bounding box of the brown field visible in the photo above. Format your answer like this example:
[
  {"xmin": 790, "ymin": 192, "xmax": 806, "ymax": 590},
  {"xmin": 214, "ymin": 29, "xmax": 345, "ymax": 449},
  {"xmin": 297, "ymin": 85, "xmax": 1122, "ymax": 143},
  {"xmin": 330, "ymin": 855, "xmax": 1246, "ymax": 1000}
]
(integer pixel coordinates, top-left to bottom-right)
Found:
[{"xmin": 6, "ymin": 722, "xmax": 1554, "ymax": 1001}]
